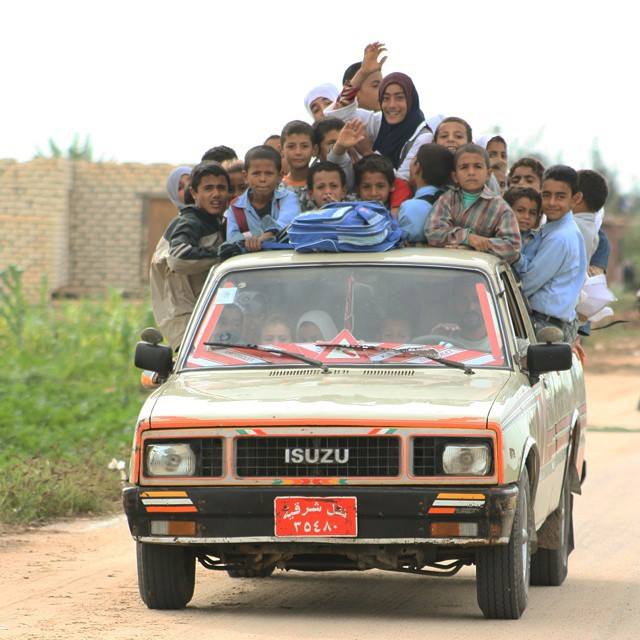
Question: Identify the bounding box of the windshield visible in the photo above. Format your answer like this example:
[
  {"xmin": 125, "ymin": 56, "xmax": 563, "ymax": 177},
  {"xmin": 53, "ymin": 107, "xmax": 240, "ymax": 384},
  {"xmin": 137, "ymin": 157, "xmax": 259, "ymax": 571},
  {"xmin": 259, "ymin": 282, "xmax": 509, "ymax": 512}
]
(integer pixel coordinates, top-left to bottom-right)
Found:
[{"xmin": 184, "ymin": 266, "xmax": 507, "ymax": 370}]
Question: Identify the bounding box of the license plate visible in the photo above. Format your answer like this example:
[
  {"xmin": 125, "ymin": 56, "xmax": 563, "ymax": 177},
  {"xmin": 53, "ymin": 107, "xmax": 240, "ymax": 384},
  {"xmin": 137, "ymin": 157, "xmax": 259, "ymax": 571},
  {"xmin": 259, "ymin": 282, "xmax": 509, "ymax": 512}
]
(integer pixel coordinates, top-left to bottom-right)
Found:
[{"xmin": 274, "ymin": 497, "xmax": 357, "ymax": 537}]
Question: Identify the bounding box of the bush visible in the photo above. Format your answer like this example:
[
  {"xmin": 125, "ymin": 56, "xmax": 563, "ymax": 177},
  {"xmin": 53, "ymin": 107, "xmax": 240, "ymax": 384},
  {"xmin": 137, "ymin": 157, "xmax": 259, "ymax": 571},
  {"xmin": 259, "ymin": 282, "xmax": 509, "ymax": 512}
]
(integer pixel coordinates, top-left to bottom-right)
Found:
[{"xmin": 0, "ymin": 284, "xmax": 152, "ymax": 524}]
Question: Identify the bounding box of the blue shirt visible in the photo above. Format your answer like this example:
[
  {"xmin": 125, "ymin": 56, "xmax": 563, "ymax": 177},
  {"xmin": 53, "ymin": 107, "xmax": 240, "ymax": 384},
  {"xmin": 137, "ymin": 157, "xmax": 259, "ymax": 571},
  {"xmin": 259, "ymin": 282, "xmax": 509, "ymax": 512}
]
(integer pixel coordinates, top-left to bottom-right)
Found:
[
  {"xmin": 398, "ymin": 185, "xmax": 441, "ymax": 243},
  {"xmin": 514, "ymin": 212, "xmax": 586, "ymax": 322},
  {"xmin": 225, "ymin": 185, "xmax": 301, "ymax": 242}
]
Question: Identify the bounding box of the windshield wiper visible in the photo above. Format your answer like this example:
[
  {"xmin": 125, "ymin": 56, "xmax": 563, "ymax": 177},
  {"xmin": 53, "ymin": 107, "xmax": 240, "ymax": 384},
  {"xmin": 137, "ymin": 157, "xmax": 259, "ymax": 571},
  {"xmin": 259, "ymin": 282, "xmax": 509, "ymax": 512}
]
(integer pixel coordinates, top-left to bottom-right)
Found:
[
  {"xmin": 203, "ymin": 341, "xmax": 329, "ymax": 373},
  {"xmin": 317, "ymin": 343, "xmax": 475, "ymax": 375}
]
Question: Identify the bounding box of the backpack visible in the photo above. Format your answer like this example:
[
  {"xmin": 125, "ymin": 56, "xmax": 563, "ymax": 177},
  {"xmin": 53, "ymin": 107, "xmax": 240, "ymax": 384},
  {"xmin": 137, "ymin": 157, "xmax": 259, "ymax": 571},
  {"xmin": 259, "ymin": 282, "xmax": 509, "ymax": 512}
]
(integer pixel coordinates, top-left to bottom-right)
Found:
[
  {"xmin": 416, "ymin": 188, "xmax": 444, "ymax": 206},
  {"xmin": 288, "ymin": 201, "xmax": 403, "ymax": 253}
]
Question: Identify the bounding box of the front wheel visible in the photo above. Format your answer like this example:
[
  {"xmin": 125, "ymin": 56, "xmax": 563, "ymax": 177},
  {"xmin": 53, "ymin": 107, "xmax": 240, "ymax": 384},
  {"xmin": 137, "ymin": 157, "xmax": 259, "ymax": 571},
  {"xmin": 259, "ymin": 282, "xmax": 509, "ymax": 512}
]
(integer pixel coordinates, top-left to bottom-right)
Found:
[
  {"xmin": 530, "ymin": 473, "xmax": 572, "ymax": 586},
  {"xmin": 137, "ymin": 542, "xmax": 195, "ymax": 609},
  {"xmin": 476, "ymin": 467, "xmax": 533, "ymax": 619}
]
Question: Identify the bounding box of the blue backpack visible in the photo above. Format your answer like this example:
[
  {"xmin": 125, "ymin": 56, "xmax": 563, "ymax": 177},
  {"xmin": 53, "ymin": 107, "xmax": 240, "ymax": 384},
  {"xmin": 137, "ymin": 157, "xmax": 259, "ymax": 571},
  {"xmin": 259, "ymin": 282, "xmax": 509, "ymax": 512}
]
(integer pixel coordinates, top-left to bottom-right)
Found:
[{"xmin": 288, "ymin": 201, "xmax": 403, "ymax": 253}]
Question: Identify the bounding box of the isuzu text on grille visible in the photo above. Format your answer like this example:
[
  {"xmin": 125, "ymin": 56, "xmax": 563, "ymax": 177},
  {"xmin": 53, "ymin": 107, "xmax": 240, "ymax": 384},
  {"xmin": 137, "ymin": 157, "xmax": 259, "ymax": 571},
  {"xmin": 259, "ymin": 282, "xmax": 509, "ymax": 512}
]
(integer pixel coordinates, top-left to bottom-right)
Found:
[{"xmin": 284, "ymin": 448, "xmax": 350, "ymax": 464}]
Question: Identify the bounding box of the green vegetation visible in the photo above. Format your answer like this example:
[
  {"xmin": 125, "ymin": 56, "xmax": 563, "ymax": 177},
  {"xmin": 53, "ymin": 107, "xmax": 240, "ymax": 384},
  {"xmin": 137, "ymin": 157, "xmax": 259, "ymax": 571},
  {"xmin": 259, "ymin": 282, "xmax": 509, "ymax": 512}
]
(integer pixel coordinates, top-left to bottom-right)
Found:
[
  {"xmin": 0, "ymin": 272, "xmax": 152, "ymax": 524},
  {"xmin": 34, "ymin": 133, "xmax": 93, "ymax": 161}
]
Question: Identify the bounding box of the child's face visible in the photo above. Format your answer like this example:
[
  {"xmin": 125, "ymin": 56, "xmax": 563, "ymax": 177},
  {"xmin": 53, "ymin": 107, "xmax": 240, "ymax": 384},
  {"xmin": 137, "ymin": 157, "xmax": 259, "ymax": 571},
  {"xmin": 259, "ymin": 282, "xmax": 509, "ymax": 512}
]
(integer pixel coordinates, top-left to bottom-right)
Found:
[
  {"xmin": 381, "ymin": 318, "xmax": 412, "ymax": 343},
  {"xmin": 310, "ymin": 170, "xmax": 346, "ymax": 207},
  {"xmin": 260, "ymin": 321, "xmax": 292, "ymax": 344},
  {"xmin": 191, "ymin": 174, "xmax": 231, "ymax": 215},
  {"xmin": 359, "ymin": 71, "xmax": 382, "ymax": 111},
  {"xmin": 309, "ymin": 97, "xmax": 333, "ymax": 122},
  {"xmin": 541, "ymin": 179, "xmax": 579, "ymax": 221},
  {"xmin": 298, "ymin": 321, "xmax": 323, "ymax": 342},
  {"xmin": 487, "ymin": 139, "xmax": 507, "ymax": 164},
  {"xmin": 435, "ymin": 122, "xmax": 469, "ymax": 152},
  {"xmin": 265, "ymin": 137, "xmax": 281, "ymax": 153},
  {"xmin": 177, "ymin": 174, "xmax": 190, "ymax": 204},
  {"xmin": 491, "ymin": 165, "xmax": 507, "ymax": 194},
  {"xmin": 282, "ymin": 134, "xmax": 316, "ymax": 172},
  {"xmin": 245, "ymin": 159, "xmax": 280, "ymax": 198},
  {"xmin": 358, "ymin": 171, "xmax": 393, "ymax": 204},
  {"xmin": 454, "ymin": 153, "xmax": 489, "ymax": 193},
  {"xmin": 512, "ymin": 196, "xmax": 540, "ymax": 232},
  {"xmin": 381, "ymin": 83, "xmax": 407, "ymax": 125},
  {"xmin": 509, "ymin": 166, "xmax": 541, "ymax": 192},
  {"xmin": 229, "ymin": 171, "xmax": 246, "ymax": 198},
  {"xmin": 318, "ymin": 128, "xmax": 341, "ymax": 161}
]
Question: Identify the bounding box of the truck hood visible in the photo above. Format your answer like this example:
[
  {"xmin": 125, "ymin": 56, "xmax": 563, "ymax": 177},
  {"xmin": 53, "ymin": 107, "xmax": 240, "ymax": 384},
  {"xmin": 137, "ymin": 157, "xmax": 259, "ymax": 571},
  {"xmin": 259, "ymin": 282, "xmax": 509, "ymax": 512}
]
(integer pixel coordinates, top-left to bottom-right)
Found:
[{"xmin": 147, "ymin": 368, "xmax": 511, "ymax": 428}]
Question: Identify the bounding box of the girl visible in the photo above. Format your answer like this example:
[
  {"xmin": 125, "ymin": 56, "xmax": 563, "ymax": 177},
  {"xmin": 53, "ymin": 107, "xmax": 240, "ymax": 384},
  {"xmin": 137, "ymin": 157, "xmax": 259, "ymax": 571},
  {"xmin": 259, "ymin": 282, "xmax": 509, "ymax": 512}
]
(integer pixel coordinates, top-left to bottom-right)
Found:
[
  {"xmin": 434, "ymin": 117, "xmax": 473, "ymax": 153},
  {"xmin": 166, "ymin": 165, "xmax": 192, "ymax": 210}
]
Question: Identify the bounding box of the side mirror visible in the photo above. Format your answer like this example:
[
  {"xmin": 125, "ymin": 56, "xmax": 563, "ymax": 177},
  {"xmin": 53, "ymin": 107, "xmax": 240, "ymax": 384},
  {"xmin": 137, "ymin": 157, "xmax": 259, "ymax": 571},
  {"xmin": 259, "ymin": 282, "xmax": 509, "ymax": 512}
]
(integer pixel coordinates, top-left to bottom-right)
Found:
[
  {"xmin": 134, "ymin": 328, "xmax": 173, "ymax": 378},
  {"xmin": 526, "ymin": 342, "xmax": 572, "ymax": 379}
]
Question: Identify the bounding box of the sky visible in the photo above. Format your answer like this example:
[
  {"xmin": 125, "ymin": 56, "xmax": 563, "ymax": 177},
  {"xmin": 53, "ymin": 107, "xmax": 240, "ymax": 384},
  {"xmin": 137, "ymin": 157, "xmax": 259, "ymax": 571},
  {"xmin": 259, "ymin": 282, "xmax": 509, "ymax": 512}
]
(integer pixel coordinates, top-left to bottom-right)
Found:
[{"xmin": 2, "ymin": 0, "xmax": 638, "ymax": 190}]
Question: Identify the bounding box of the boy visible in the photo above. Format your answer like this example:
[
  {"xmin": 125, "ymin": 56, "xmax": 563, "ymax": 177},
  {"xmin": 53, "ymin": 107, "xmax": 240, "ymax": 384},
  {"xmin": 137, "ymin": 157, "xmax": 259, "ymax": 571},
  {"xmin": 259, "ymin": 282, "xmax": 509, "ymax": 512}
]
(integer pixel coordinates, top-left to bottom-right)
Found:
[
  {"xmin": 225, "ymin": 145, "xmax": 300, "ymax": 250},
  {"xmin": 281, "ymin": 120, "xmax": 317, "ymax": 194},
  {"xmin": 514, "ymin": 165, "xmax": 587, "ymax": 343},
  {"xmin": 490, "ymin": 161, "xmax": 507, "ymax": 194},
  {"xmin": 434, "ymin": 117, "xmax": 473, "ymax": 153},
  {"xmin": 341, "ymin": 60, "xmax": 383, "ymax": 112},
  {"xmin": 504, "ymin": 187, "xmax": 542, "ymax": 266},
  {"xmin": 225, "ymin": 160, "xmax": 247, "ymax": 199},
  {"xmin": 150, "ymin": 162, "xmax": 231, "ymax": 349},
  {"xmin": 573, "ymin": 169, "xmax": 608, "ymax": 261},
  {"xmin": 354, "ymin": 154, "xmax": 395, "ymax": 207},
  {"xmin": 201, "ymin": 145, "xmax": 237, "ymax": 164},
  {"xmin": 398, "ymin": 143, "xmax": 454, "ymax": 243},
  {"xmin": 307, "ymin": 161, "xmax": 347, "ymax": 208},
  {"xmin": 508, "ymin": 157, "xmax": 545, "ymax": 191},
  {"xmin": 426, "ymin": 143, "xmax": 521, "ymax": 262},
  {"xmin": 313, "ymin": 117, "xmax": 345, "ymax": 161}
]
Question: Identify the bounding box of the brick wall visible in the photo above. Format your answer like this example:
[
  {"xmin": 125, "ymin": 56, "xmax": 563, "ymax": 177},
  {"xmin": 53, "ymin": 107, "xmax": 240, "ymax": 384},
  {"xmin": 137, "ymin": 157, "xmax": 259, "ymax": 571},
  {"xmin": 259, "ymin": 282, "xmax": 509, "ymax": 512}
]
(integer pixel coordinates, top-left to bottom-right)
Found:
[{"xmin": 0, "ymin": 158, "xmax": 174, "ymax": 300}]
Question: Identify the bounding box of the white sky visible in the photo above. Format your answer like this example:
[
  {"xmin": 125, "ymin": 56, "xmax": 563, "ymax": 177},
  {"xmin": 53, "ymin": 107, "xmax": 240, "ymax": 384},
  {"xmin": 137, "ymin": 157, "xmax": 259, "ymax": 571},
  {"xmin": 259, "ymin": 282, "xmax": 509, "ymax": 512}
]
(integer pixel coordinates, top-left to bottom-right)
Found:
[{"xmin": 2, "ymin": 0, "xmax": 638, "ymax": 190}]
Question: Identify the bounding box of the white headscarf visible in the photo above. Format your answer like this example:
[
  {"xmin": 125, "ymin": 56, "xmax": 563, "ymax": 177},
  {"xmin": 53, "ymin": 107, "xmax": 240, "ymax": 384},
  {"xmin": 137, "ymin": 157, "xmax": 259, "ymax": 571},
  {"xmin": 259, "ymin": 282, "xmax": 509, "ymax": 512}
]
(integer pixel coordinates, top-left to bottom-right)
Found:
[
  {"xmin": 474, "ymin": 134, "xmax": 505, "ymax": 149},
  {"xmin": 296, "ymin": 310, "xmax": 339, "ymax": 341},
  {"xmin": 304, "ymin": 83, "xmax": 339, "ymax": 115},
  {"xmin": 166, "ymin": 165, "xmax": 192, "ymax": 209}
]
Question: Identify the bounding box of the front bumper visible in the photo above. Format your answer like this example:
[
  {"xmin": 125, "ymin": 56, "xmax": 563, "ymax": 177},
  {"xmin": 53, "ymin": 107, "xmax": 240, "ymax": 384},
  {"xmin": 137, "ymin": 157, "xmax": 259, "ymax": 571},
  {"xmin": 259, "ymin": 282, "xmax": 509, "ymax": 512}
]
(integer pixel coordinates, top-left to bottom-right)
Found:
[{"xmin": 123, "ymin": 484, "xmax": 518, "ymax": 546}]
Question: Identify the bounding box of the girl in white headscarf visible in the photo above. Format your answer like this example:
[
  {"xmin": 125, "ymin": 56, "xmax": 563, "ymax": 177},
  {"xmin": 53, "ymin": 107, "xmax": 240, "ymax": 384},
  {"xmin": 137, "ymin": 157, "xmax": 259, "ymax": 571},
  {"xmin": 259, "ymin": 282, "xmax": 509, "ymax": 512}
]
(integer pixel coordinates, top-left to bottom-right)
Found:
[
  {"xmin": 296, "ymin": 310, "xmax": 339, "ymax": 342},
  {"xmin": 166, "ymin": 166, "xmax": 192, "ymax": 209},
  {"xmin": 304, "ymin": 84, "xmax": 340, "ymax": 122}
]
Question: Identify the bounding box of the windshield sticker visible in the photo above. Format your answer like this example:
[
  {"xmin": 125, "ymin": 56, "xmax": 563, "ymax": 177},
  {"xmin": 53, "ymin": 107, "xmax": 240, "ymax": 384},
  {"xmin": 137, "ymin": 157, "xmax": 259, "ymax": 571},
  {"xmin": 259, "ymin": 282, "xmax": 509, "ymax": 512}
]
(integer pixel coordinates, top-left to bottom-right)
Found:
[{"xmin": 214, "ymin": 287, "xmax": 237, "ymax": 305}]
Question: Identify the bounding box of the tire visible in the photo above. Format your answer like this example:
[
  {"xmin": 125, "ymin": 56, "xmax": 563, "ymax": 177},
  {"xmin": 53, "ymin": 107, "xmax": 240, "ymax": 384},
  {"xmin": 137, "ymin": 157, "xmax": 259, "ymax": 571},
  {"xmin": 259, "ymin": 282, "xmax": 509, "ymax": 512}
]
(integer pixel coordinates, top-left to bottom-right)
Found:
[
  {"xmin": 226, "ymin": 564, "xmax": 275, "ymax": 578},
  {"xmin": 476, "ymin": 468, "xmax": 533, "ymax": 619},
  {"xmin": 531, "ymin": 474, "xmax": 572, "ymax": 586},
  {"xmin": 137, "ymin": 542, "xmax": 195, "ymax": 609}
]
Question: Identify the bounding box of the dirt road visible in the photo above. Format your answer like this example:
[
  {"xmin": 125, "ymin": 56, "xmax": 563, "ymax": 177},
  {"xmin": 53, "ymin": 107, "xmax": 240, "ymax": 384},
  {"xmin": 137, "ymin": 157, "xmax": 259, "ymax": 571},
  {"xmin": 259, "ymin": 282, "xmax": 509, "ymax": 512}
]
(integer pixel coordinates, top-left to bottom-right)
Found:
[{"xmin": 1, "ymin": 377, "xmax": 638, "ymax": 639}]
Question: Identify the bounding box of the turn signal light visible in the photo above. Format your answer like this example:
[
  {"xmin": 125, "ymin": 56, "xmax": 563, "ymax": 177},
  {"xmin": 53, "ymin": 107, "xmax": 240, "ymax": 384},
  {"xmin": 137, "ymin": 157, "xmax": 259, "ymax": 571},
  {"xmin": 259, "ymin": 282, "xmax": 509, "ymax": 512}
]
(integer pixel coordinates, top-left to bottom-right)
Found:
[
  {"xmin": 150, "ymin": 520, "xmax": 197, "ymax": 536},
  {"xmin": 430, "ymin": 522, "xmax": 478, "ymax": 537}
]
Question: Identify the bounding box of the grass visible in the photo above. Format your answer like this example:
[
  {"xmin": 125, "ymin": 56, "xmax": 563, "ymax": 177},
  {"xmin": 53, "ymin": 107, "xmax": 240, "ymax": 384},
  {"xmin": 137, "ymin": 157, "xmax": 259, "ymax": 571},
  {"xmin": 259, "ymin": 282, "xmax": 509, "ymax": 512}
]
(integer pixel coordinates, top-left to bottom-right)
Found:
[{"xmin": 0, "ymin": 286, "xmax": 153, "ymax": 524}]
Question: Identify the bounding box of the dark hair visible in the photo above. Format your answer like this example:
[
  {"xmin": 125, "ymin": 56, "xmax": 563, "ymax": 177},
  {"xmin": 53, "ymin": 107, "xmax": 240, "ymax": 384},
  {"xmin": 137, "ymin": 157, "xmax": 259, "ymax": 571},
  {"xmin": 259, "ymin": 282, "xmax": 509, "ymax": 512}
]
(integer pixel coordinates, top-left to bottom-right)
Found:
[
  {"xmin": 244, "ymin": 145, "xmax": 282, "ymax": 173},
  {"xmin": 577, "ymin": 169, "xmax": 608, "ymax": 211},
  {"xmin": 543, "ymin": 164, "xmax": 579, "ymax": 195},
  {"xmin": 281, "ymin": 120, "xmax": 314, "ymax": 144},
  {"xmin": 342, "ymin": 62, "xmax": 361, "ymax": 86},
  {"xmin": 487, "ymin": 135, "xmax": 507, "ymax": 148},
  {"xmin": 353, "ymin": 154, "xmax": 395, "ymax": 188},
  {"xmin": 453, "ymin": 143, "xmax": 490, "ymax": 169},
  {"xmin": 503, "ymin": 187, "xmax": 542, "ymax": 217},
  {"xmin": 201, "ymin": 145, "xmax": 237, "ymax": 163},
  {"xmin": 414, "ymin": 143, "xmax": 454, "ymax": 187},
  {"xmin": 183, "ymin": 182, "xmax": 195, "ymax": 205},
  {"xmin": 190, "ymin": 161, "xmax": 231, "ymax": 192},
  {"xmin": 307, "ymin": 161, "xmax": 347, "ymax": 190},
  {"xmin": 225, "ymin": 160, "xmax": 244, "ymax": 175},
  {"xmin": 434, "ymin": 117, "xmax": 473, "ymax": 144},
  {"xmin": 313, "ymin": 117, "xmax": 345, "ymax": 146},
  {"xmin": 264, "ymin": 134, "xmax": 280, "ymax": 145},
  {"xmin": 509, "ymin": 156, "xmax": 545, "ymax": 181}
]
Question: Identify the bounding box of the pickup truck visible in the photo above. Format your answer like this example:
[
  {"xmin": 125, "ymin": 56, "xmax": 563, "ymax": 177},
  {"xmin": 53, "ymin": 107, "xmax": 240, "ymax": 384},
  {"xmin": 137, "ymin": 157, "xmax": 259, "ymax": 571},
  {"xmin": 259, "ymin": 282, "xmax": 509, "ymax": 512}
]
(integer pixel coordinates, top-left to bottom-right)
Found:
[{"xmin": 123, "ymin": 247, "xmax": 587, "ymax": 619}]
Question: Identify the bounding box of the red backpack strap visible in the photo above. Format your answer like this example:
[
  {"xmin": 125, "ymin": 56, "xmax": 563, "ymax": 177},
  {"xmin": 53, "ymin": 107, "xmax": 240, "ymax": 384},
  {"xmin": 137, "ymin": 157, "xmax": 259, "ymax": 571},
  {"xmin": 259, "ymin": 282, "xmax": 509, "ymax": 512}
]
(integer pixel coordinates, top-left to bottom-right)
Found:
[{"xmin": 231, "ymin": 204, "xmax": 249, "ymax": 233}]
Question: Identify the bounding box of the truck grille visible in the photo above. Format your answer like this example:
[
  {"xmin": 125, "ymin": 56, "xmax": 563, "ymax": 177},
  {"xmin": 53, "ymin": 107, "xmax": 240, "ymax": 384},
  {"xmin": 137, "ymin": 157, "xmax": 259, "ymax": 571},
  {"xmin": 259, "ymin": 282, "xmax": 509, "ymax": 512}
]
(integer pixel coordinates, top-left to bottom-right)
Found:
[{"xmin": 236, "ymin": 436, "xmax": 400, "ymax": 477}]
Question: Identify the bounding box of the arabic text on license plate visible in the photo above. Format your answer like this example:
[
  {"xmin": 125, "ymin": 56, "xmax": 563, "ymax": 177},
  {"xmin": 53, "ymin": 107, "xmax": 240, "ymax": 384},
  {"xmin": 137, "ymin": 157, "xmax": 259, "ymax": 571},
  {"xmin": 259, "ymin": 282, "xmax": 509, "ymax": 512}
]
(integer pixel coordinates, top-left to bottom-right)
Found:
[{"xmin": 274, "ymin": 497, "xmax": 357, "ymax": 537}]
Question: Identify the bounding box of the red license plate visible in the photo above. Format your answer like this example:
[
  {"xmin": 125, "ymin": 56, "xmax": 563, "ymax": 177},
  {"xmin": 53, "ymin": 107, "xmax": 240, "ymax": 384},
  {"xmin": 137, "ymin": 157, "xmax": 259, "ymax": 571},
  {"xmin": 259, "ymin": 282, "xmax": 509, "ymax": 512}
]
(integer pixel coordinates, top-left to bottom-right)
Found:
[{"xmin": 274, "ymin": 497, "xmax": 357, "ymax": 537}]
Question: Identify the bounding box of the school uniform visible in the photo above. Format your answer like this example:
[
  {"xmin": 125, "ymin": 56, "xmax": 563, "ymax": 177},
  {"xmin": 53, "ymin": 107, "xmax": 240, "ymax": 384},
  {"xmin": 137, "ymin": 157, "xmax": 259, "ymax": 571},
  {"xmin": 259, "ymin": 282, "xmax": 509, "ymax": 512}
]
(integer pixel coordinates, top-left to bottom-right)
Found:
[
  {"xmin": 398, "ymin": 185, "xmax": 443, "ymax": 243},
  {"xmin": 224, "ymin": 185, "xmax": 300, "ymax": 242},
  {"xmin": 425, "ymin": 186, "xmax": 521, "ymax": 263}
]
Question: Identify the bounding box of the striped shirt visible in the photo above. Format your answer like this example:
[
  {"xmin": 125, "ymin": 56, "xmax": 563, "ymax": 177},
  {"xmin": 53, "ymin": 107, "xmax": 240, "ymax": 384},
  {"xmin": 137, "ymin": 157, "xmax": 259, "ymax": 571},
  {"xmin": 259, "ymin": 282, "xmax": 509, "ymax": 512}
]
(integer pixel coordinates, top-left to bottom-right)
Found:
[{"xmin": 425, "ymin": 186, "xmax": 521, "ymax": 263}]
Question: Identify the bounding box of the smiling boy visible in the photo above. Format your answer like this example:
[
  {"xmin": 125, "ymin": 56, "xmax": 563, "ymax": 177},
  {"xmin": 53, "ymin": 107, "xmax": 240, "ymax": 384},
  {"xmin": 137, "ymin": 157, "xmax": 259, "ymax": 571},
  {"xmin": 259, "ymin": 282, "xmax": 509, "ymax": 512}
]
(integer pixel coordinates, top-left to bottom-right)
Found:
[
  {"xmin": 514, "ymin": 165, "xmax": 587, "ymax": 342},
  {"xmin": 354, "ymin": 154, "xmax": 395, "ymax": 206},
  {"xmin": 425, "ymin": 143, "xmax": 521, "ymax": 262},
  {"xmin": 150, "ymin": 162, "xmax": 231, "ymax": 349}
]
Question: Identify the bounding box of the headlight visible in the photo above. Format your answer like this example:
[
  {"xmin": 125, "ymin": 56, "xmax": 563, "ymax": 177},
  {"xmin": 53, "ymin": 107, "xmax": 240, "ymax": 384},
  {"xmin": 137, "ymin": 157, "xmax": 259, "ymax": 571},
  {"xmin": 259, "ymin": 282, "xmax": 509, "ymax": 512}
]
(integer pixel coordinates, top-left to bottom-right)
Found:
[
  {"xmin": 442, "ymin": 443, "xmax": 491, "ymax": 475},
  {"xmin": 146, "ymin": 443, "xmax": 196, "ymax": 476}
]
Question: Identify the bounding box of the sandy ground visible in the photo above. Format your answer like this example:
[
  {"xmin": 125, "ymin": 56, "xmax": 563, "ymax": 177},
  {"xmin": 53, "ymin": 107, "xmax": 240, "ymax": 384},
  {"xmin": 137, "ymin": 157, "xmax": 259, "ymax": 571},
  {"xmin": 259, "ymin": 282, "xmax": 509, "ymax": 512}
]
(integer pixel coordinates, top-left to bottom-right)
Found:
[{"xmin": 1, "ymin": 372, "xmax": 638, "ymax": 640}]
